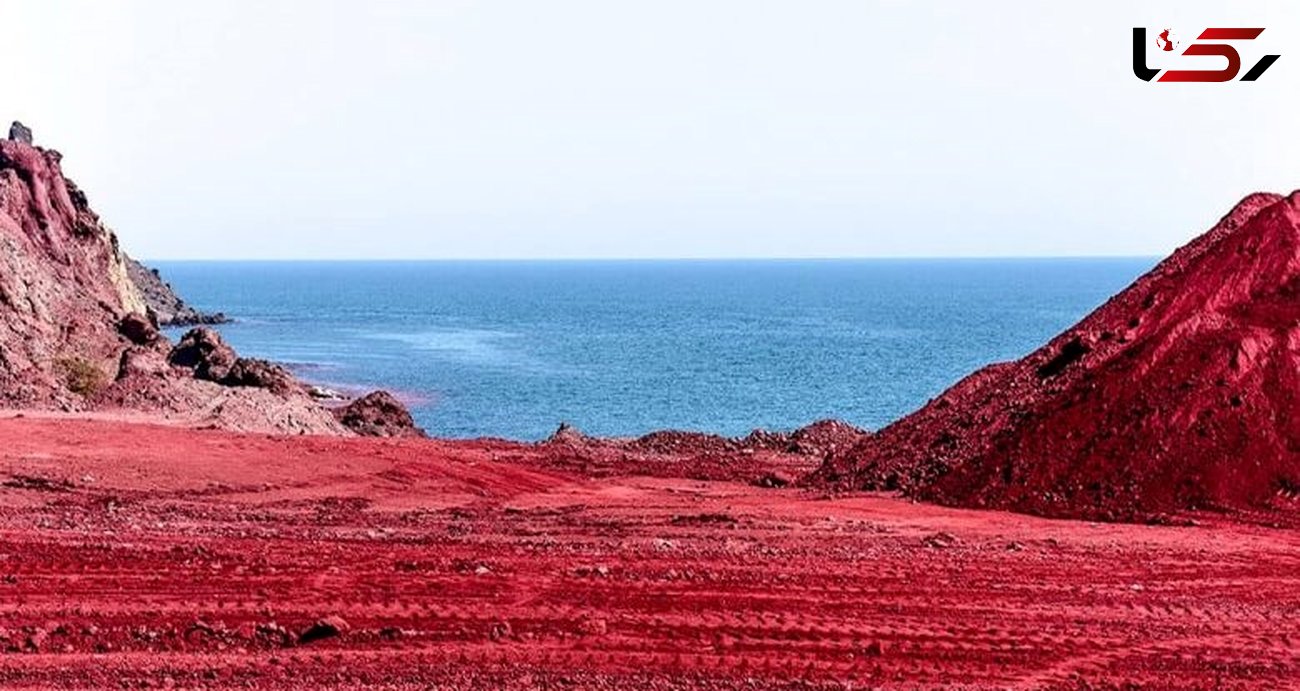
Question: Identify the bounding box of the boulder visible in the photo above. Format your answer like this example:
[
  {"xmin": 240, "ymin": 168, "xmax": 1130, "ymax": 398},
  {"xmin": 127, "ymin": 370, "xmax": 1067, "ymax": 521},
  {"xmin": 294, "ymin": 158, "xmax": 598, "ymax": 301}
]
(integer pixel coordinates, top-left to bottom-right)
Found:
[
  {"xmin": 547, "ymin": 422, "xmax": 588, "ymax": 444},
  {"xmin": 222, "ymin": 357, "xmax": 301, "ymax": 396},
  {"xmin": 117, "ymin": 313, "xmax": 161, "ymax": 347},
  {"xmin": 116, "ymin": 346, "xmax": 170, "ymax": 380},
  {"xmin": 168, "ymin": 328, "xmax": 237, "ymax": 381},
  {"xmin": 753, "ymin": 471, "xmax": 794, "ymax": 488},
  {"xmin": 7, "ymin": 121, "xmax": 31, "ymax": 144},
  {"xmin": 297, "ymin": 616, "xmax": 349, "ymax": 645},
  {"xmin": 332, "ymin": 391, "xmax": 426, "ymax": 438}
]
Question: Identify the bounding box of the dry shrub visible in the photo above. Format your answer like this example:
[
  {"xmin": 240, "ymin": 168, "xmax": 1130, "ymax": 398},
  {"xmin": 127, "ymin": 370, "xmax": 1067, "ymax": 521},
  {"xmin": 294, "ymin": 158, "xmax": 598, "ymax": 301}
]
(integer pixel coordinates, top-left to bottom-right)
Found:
[{"xmin": 55, "ymin": 356, "xmax": 107, "ymax": 396}]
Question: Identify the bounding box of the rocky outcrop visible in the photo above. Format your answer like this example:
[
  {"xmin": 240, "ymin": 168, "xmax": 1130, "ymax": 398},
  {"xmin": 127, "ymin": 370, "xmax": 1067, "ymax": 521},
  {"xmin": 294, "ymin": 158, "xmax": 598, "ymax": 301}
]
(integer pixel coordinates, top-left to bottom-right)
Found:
[
  {"xmin": 168, "ymin": 328, "xmax": 239, "ymax": 381},
  {"xmin": 547, "ymin": 422, "xmax": 588, "ymax": 444},
  {"xmin": 815, "ymin": 192, "xmax": 1300, "ymax": 521},
  {"xmin": 168, "ymin": 328, "xmax": 304, "ymax": 396},
  {"xmin": 117, "ymin": 313, "xmax": 162, "ymax": 347},
  {"xmin": 534, "ymin": 420, "xmax": 862, "ymax": 483},
  {"xmin": 124, "ymin": 256, "xmax": 228, "ymax": 326},
  {"xmin": 784, "ymin": 419, "xmax": 869, "ymax": 458},
  {"xmin": 223, "ymin": 358, "xmax": 302, "ymax": 396},
  {"xmin": 0, "ymin": 124, "xmax": 345, "ymax": 435},
  {"xmin": 8, "ymin": 121, "xmax": 32, "ymax": 145},
  {"xmin": 0, "ymin": 128, "xmax": 146, "ymax": 406},
  {"xmin": 332, "ymin": 391, "xmax": 426, "ymax": 438}
]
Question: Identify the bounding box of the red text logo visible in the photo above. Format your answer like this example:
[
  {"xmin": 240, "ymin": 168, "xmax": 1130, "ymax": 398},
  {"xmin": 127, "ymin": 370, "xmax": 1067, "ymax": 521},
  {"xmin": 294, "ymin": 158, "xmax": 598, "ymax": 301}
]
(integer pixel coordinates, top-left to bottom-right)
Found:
[{"xmin": 1132, "ymin": 27, "xmax": 1279, "ymax": 82}]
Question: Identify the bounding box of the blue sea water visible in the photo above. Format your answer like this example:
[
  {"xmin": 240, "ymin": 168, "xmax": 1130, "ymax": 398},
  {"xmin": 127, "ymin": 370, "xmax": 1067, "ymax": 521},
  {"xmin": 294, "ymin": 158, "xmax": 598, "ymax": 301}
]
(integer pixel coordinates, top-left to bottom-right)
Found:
[{"xmin": 153, "ymin": 259, "xmax": 1153, "ymax": 441}]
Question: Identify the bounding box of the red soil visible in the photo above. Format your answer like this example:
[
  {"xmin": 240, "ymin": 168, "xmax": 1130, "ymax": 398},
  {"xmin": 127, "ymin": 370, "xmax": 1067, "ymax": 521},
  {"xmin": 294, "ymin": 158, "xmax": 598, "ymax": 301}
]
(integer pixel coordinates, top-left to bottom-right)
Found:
[
  {"xmin": 817, "ymin": 192, "xmax": 1300, "ymax": 521},
  {"xmin": 1, "ymin": 414, "xmax": 1296, "ymax": 689}
]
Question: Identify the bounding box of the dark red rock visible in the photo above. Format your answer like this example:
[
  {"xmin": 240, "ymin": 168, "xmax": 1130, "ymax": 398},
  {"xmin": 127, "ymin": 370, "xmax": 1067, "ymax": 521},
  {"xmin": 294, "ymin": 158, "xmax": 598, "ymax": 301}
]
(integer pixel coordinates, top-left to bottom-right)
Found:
[
  {"xmin": 753, "ymin": 471, "xmax": 794, "ymax": 488},
  {"xmin": 816, "ymin": 192, "xmax": 1300, "ymax": 521},
  {"xmin": 117, "ymin": 313, "xmax": 160, "ymax": 347},
  {"xmin": 168, "ymin": 328, "xmax": 238, "ymax": 381},
  {"xmin": 787, "ymin": 419, "xmax": 869, "ymax": 457},
  {"xmin": 115, "ymin": 347, "xmax": 170, "ymax": 380},
  {"xmin": 7, "ymin": 122, "xmax": 31, "ymax": 145},
  {"xmin": 333, "ymin": 391, "xmax": 426, "ymax": 438},
  {"xmin": 546, "ymin": 422, "xmax": 589, "ymax": 445},
  {"xmin": 297, "ymin": 616, "xmax": 349, "ymax": 645},
  {"xmin": 168, "ymin": 329, "xmax": 303, "ymax": 396},
  {"xmin": 222, "ymin": 358, "xmax": 301, "ymax": 396}
]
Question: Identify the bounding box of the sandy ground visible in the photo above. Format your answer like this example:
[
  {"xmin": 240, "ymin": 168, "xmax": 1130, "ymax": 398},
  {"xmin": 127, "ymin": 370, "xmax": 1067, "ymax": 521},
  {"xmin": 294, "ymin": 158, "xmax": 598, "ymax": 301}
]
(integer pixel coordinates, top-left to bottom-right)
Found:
[{"xmin": 0, "ymin": 416, "xmax": 1296, "ymax": 689}]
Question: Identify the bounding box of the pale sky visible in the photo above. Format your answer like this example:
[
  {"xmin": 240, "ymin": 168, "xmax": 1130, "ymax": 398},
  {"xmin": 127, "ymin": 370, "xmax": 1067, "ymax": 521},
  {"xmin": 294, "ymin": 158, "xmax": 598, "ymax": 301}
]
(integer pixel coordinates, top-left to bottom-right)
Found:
[{"xmin": 1, "ymin": 1, "xmax": 1297, "ymax": 259}]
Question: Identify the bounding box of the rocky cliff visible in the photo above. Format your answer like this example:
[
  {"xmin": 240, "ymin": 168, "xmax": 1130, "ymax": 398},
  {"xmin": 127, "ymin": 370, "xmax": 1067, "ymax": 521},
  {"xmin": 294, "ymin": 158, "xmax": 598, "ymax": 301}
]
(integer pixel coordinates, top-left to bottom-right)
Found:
[
  {"xmin": 815, "ymin": 192, "xmax": 1300, "ymax": 521},
  {"xmin": 124, "ymin": 256, "xmax": 228, "ymax": 326},
  {"xmin": 0, "ymin": 122, "xmax": 415, "ymax": 436},
  {"xmin": 0, "ymin": 128, "xmax": 146, "ymax": 406}
]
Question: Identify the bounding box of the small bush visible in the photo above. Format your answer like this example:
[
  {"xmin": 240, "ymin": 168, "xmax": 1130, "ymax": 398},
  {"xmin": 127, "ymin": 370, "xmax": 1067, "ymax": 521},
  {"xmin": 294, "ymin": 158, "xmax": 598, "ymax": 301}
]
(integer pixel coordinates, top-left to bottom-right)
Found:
[{"xmin": 56, "ymin": 356, "xmax": 108, "ymax": 396}]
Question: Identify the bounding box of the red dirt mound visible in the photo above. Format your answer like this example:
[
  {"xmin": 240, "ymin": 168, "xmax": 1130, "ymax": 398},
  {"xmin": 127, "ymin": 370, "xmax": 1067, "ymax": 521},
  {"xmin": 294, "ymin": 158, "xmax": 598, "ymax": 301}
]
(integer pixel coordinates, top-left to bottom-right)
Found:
[
  {"xmin": 815, "ymin": 191, "xmax": 1300, "ymax": 521},
  {"xmin": 530, "ymin": 421, "xmax": 862, "ymax": 483}
]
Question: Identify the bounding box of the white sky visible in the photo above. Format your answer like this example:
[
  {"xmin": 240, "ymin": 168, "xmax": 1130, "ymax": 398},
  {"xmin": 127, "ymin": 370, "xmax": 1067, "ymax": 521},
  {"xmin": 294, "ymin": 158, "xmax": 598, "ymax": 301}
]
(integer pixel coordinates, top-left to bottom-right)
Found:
[{"xmin": 1, "ymin": 1, "xmax": 1297, "ymax": 259}]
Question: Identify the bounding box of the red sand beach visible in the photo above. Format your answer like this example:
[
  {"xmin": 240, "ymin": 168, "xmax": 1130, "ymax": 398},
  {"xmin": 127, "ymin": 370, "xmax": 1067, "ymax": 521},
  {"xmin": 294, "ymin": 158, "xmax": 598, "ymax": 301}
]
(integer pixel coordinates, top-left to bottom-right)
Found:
[{"xmin": 0, "ymin": 415, "xmax": 1296, "ymax": 689}]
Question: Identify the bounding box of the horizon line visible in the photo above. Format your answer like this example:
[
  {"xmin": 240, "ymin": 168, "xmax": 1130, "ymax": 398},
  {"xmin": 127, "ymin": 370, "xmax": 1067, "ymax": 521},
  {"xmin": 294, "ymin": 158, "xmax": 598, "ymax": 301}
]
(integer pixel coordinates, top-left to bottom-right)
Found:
[{"xmin": 140, "ymin": 254, "xmax": 1163, "ymax": 263}]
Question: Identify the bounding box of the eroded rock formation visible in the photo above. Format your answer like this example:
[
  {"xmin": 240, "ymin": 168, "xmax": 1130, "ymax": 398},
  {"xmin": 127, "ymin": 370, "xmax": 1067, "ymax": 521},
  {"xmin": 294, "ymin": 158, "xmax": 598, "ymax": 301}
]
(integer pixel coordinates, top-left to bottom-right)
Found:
[
  {"xmin": 333, "ymin": 391, "xmax": 427, "ymax": 438},
  {"xmin": 0, "ymin": 123, "xmax": 370, "ymax": 435},
  {"xmin": 124, "ymin": 256, "xmax": 228, "ymax": 326}
]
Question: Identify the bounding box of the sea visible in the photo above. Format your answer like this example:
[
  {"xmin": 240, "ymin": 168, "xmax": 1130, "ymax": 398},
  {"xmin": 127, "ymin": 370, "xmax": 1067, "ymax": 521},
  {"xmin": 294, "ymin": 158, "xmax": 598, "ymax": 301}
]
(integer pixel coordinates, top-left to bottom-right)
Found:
[{"xmin": 154, "ymin": 259, "xmax": 1153, "ymax": 441}]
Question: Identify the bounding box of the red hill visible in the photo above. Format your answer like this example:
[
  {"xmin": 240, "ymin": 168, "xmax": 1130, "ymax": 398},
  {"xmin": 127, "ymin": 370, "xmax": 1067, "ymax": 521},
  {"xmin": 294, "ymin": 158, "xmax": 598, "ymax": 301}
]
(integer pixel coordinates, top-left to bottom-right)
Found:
[{"xmin": 815, "ymin": 192, "xmax": 1300, "ymax": 521}]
